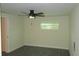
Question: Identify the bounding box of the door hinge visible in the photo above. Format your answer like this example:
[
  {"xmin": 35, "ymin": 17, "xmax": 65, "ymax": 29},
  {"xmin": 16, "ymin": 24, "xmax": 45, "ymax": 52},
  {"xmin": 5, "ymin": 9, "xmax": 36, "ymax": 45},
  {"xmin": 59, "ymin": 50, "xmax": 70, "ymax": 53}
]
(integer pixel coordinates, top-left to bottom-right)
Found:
[{"xmin": 74, "ymin": 42, "xmax": 75, "ymax": 51}]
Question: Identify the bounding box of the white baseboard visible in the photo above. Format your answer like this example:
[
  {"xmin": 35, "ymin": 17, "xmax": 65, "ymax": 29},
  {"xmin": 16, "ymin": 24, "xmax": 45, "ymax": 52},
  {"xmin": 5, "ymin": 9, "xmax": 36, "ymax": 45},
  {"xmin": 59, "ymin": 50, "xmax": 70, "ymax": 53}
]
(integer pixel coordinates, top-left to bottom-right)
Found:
[
  {"xmin": 24, "ymin": 44, "xmax": 69, "ymax": 50},
  {"xmin": 7, "ymin": 44, "xmax": 69, "ymax": 53},
  {"xmin": 7, "ymin": 45, "xmax": 24, "ymax": 53}
]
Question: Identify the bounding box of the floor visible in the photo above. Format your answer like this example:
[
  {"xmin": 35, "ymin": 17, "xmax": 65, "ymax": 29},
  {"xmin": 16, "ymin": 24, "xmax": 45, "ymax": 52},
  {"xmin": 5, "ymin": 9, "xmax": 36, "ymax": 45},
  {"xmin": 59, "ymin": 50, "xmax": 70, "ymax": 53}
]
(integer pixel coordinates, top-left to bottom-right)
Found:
[{"xmin": 2, "ymin": 46, "xmax": 70, "ymax": 56}]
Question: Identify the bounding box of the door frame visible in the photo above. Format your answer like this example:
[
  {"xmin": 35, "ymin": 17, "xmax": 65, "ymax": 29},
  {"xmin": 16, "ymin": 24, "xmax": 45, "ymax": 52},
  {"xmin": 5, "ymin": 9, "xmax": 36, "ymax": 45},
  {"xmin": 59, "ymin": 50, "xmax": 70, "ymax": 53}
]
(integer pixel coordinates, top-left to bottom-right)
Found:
[{"xmin": 1, "ymin": 16, "xmax": 8, "ymax": 53}]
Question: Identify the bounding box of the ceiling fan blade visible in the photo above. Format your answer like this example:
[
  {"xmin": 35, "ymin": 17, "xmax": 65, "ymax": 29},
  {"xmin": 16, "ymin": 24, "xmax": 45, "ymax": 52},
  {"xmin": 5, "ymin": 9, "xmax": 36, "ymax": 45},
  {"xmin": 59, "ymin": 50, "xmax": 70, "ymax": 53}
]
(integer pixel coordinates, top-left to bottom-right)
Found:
[
  {"xmin": 20, "ymin": 11, "xmax": 29, "ymax": 16},
  {"xmin": 36, "ymin": 12, "xmax": 44, "ymax": 14},
  {"xmin": 21, "ymin": 12, "xmax": 29, "ymax": 15},
  {"xmin": 18, "ymin": 14, "xmax": 26, "ymax": 16},
  {"xmin": 37, "ymin": 14, "xmax": 45, "ymax": 17}
]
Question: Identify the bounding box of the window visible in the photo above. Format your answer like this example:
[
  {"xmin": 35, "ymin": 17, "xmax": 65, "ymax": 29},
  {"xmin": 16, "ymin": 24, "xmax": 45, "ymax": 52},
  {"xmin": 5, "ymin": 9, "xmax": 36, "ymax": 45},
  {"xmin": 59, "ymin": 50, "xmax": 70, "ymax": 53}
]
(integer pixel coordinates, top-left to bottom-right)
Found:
[{"xmin": 41, "ymin": 23, "xmax": 59, "ymax": 30}]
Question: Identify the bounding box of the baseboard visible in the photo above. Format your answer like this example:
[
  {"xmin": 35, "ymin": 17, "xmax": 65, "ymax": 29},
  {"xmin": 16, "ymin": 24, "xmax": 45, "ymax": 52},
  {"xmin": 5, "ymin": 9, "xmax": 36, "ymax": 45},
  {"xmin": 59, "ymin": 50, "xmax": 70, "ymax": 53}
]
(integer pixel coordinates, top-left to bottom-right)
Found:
[
  {"xmin": 24, "ymin": 44, "xmax": 69, "ymax": 50},
  {"xmin": 6, "ymin": 44, "xmax": 69, "ymax": 53},
  {"xmin": 2, "ymin": 51, "xmax": 8, "ymax": 56},
  {"xmin": 7, "ymin": 45, "xmax": 24, "ymax": 53}
]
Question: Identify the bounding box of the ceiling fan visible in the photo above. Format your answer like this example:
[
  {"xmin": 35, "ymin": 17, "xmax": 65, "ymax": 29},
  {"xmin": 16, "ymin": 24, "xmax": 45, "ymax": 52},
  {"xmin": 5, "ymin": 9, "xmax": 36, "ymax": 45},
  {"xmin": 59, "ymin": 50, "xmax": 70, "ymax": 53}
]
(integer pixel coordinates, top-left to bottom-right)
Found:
[{"xmin": 22, "ymin": 10, "xmax": 45, "ymax": 19}]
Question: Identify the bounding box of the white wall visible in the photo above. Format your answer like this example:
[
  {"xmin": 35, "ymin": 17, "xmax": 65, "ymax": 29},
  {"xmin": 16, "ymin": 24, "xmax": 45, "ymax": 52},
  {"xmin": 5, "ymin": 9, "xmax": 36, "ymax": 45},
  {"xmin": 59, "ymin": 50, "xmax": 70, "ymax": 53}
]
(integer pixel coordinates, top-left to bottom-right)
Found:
[
  {"xmin": 24, "ymin": 16, "xmax": 70, "ymax": 49},
  {"xmin": 0, "ymin": 13, "xmax": 70, "ymax": 52},
  {"xmin": 70, "ymin": 4, "xmax": 79, "ymax": 56},
  {"xmin": 0, "ymin": 12, "xmax": 1, "ymax": 55},
  {"xmin": 1, "ymin": 13, "xmax": 25, "ymax": 52}
]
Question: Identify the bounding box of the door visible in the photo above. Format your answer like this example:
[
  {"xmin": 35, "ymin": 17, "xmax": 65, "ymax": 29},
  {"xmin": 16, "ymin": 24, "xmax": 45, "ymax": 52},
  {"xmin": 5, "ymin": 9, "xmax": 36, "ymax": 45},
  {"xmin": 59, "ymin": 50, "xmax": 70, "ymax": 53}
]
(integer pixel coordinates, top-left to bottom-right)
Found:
[{"xmin": 1, "ymin": 17, "xmax": 8, "ymax": 52}]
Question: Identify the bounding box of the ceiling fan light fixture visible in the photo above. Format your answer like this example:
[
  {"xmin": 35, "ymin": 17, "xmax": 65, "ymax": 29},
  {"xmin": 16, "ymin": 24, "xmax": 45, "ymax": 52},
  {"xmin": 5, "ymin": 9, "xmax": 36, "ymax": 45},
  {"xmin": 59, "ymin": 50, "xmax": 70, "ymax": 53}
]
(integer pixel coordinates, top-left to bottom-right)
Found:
[{"xmin": 29, "ymin": 16, "xmax": 35, "ymax": 19}]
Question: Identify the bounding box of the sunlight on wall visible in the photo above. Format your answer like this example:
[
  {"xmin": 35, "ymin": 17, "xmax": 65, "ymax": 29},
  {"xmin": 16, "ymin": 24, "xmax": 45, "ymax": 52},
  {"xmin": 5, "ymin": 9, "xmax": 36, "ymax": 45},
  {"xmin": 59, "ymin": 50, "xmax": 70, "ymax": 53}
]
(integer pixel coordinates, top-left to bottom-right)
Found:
[{"xmin": 41, "ymin": 23, "xmax": 59, "ymax": 30}]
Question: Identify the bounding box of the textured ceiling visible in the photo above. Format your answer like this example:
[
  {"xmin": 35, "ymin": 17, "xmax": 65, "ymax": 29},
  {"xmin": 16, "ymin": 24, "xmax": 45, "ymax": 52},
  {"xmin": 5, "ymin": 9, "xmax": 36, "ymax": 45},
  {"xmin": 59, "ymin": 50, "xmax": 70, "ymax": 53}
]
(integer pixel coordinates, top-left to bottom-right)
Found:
[{"xmin": 1, "ymin": 3, "xmax": 77, "ymax": 16}]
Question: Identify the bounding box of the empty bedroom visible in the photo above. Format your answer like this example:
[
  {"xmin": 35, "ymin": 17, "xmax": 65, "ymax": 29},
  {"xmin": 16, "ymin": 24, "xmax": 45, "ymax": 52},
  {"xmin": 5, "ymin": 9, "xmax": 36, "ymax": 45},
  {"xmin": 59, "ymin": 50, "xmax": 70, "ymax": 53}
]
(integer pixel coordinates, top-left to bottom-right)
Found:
[{"xmin": 0, "ymin": 3, "xmax": 79, "ymax": 56}]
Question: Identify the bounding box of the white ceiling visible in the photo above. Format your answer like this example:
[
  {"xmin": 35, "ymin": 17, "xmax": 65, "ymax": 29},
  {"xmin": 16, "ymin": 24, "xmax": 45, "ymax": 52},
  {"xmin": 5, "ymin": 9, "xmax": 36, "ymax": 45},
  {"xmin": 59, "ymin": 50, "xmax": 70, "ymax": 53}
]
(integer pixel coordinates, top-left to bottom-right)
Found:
[{"xmin": 1, "ymin": 3, "xmax": 77, "ymax": 16}]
